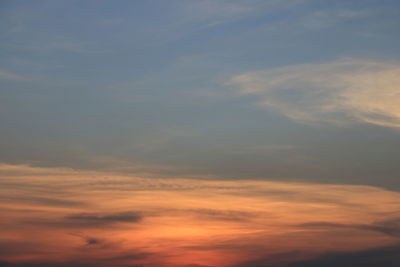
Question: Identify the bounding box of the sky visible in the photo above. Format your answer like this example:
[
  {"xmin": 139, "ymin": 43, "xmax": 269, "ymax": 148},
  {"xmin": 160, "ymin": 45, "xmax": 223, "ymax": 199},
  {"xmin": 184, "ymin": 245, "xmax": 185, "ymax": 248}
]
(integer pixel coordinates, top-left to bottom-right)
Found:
[{"xmin": 0, "ymin": 0, "xmax": 400, "ymax": 266}]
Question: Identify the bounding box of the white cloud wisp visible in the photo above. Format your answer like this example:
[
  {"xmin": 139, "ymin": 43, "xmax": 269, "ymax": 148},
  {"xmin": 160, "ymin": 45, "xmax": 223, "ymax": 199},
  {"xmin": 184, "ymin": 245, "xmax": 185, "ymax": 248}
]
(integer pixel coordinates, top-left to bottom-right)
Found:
[{"xmin": 230, "ymin": 58, "xmax": 400, "ymax": 128}]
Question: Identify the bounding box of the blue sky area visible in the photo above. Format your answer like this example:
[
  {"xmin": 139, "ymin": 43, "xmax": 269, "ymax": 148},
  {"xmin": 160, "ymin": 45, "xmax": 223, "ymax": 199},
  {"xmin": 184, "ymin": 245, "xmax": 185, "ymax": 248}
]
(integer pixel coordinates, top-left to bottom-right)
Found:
[{"xmin": 1, "ymin": 0, "xmax": 400, "ymax": 189}]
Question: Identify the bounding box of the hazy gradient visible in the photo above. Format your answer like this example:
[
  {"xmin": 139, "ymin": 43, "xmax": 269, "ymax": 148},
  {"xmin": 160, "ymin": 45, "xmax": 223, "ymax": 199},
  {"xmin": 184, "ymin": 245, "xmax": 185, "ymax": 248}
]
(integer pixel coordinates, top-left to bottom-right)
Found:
[{"xmin": 1, "ymin": 0, "xmax": 400, "ymax": 266}]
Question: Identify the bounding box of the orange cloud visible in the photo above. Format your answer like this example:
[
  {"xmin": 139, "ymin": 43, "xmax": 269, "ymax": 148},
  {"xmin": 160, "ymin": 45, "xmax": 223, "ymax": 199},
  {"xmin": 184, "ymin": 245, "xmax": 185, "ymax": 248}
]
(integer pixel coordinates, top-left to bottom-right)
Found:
[{"xmin": 0, "ymin": 164, "xmax": 399, "ymax": 266}]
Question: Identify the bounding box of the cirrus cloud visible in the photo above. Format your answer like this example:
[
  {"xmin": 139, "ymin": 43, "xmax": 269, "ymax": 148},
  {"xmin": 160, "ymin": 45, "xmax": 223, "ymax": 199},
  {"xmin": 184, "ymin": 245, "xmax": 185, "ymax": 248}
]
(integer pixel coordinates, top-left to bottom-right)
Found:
[{"xmin": 230, "ymin": 58, "xmax": 400, "ymax": 128}]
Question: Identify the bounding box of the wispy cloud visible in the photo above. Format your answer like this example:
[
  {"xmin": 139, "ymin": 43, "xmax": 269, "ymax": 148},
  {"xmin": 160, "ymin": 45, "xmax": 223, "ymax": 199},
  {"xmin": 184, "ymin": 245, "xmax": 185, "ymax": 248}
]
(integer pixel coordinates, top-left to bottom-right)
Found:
[
  {"xmin": 302, "ymin": 9, "xmax": 371, "ymax": 29},
  {"xmin": 176, "ymin": 0, "xmax": 307, "ymax": 28},
  {"xmin": 0, "ymin": 163, "xmax": 399, "ymax": 266},
  {"xmin": 66, "ymin": 211, "xmax": 142, "ymax": 225},
  {"xmin": 230, "ymin": 58, "xmax": 400, "ymax": 128},
  {"xmin": 285, "ymin": 245, "xmax": 400, "ymax": 267},
  {"xmin": 0, "ymin": 69, "xmax": 31, "ymax": 82},
  {"xmin": 298, "ymin": 217, "xmax": 400, "ymax": 238}
]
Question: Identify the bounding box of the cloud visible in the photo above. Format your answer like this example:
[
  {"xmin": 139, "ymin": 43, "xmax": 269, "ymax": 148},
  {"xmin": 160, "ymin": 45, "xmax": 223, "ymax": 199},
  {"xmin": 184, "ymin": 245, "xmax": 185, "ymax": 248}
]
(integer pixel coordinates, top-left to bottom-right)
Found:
[
  {"xmin": 302, "ymin": 9, "xmax": 371, "ymax": 29},
  {"xmin": 0, "ymin": 241, "xmax": 43, "ymax": 258},
  {"xmin": 185, "ymin": 208, "xmax": 256, "ymax": 222},
  {"xmin": 181, "ymin": 0, "xmax": 254, "ymax": 24},
  {"xmin": 286, "ymin": 245, "xmax": 400, "ymax": 267},
  {"xmin": 84, "ymin": 237, "xmax": 101, "ymax": 246},
  {"xmin": 183, "ymin": 265, "xmax": 215, "ymax": 267},
  {"xmin": 27, "ymin": 211, "xmax": 143, "ymax": 229},
  {"xmin": 0, "ymin": 195, "xmax": 84, "ymax": 207},
  {"xmin": 178, "ymin": 0, "xmax": 307, "ymax": 28},
  {"xmin": 232, "ymin": 245, "xmax": 400, "ymax": 267},
  {"xmin": 1, "ymin": 163, "xmax": 400, "ymax": 266},
  {"xmin": 66, "ymin": 211, "xmax": 142, "ymax": 224},
  {"xmin": 25, "ymin": 211, "xmax": 143, "ymax": 229},
  {"xmin": 0, "ymin": 69, "xmax": 30, "ymax": 82},
  {"xmin": 230, "ymin": 58, "xmax": 400, "ymax": 128},
  {"xmin": 298, "ymin": 218, "xmax": 400, "ymax": 238}
]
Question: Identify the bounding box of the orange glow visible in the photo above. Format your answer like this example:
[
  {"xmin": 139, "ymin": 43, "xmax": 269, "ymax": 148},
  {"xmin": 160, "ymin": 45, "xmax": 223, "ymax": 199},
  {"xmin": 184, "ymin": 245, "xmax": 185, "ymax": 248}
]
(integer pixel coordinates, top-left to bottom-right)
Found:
[{"xmin": 0, "ymin": 164, "xmax": 399, "ymax": 266}]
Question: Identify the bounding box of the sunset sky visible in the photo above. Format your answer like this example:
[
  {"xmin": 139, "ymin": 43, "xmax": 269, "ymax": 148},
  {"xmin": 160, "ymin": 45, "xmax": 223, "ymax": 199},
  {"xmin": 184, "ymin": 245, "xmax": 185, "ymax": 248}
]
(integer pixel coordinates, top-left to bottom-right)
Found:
[{"xmin": 1, "ymin": 1, "xmax": 400, "ymax": 266}]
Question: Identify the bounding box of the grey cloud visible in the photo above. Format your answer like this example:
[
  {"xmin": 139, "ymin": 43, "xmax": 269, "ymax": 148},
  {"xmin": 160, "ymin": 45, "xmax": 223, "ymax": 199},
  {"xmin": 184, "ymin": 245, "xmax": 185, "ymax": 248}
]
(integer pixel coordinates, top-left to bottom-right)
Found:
[
  {"xmin": 104, "ymin": 251, "xmax": 154, "ymax": 262},
  {"xmin": 0, "ymin": 241, "xmax": 43, "ymax": 258},
  {"xmin": 0, "ymin": 250, "xmax": 152, "ymax": 267},
  {"xmin": 231, "ymin": 252, "xmax": 301, "ymax": 267},
  {"xmin": 70, "ymin": 233, "xmax": 116, "ymax": 249},
  {"xmin": 65, "ymin": 211, "xmax": 142, "ymax": 224},
  {"xmin": 286, "ymin": 245, "xmax": 400, "ymax": 267},
  {"xmin": 183, "ymin": 265, "xmax": 216, "ymax": 267},
  {"xmin": 187, "ymin": 208, "xmax": 257, "ymax": 222},
  {"xmin": 298, "ymin": 218, "xmax": 400, "ymax": 238},
  {"xmin": 231, "ymin": 245, "xmax": 400, "ymax": 267},
  {"xmin": 0, "ymin": 195, "xmax": 84, "ymax": 207},
  {"xmin": 26, "ymin": 211, "xmax": 143, "ymax": 229},
  {"xmin": 84, "ymin": 237, "xmax": 101, "ymax": 246},
  {"xmin": 0, "ymin": 261, "xmax": 117, "ymax": 267}
]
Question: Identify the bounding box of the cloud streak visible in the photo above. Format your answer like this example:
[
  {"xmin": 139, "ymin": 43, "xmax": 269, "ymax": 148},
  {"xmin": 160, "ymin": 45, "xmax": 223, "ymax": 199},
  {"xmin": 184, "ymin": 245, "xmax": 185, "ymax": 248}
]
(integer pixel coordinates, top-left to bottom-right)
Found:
[
  {"xmin": 298, "ymin": 218, "xmax": 400, "ymax": 238},
  {"xmin": 66, "ymin": 211, "xmax": 142, "ymax": 225},
  {"xmin": 0, "ymin": 163, "xmax": 400, "ymax": 266},
  {"xmin": 230, "ymin": 58, "xmax": 400, "ymax": 128}
]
